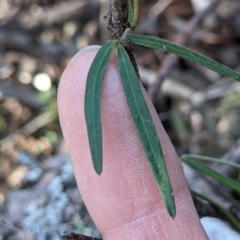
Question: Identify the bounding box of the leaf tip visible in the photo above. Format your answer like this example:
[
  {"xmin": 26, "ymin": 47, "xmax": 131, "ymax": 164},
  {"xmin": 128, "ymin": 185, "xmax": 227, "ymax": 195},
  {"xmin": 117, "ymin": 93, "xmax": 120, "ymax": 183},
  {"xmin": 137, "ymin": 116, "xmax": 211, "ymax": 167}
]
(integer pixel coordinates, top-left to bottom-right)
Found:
[
  {"xmin": 166, "ymin": 194, "xmax": 176, "ymax": 219},
  {"xmin": 93, "ymin": 161, "xmax": 102, "ymax": 175},
  {"xmin": 168, "ymin": 205, "xmax": 176, "ymax": 219}
]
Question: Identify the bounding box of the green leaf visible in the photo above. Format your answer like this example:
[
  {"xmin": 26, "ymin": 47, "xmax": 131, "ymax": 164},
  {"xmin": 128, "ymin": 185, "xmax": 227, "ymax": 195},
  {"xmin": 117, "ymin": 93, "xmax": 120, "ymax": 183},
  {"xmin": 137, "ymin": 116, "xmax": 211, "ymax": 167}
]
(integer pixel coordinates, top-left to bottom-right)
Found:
[
  {"xmin": 128, "ymin": 34, "xmax": 240, "ymax": 82},
  {"xmin": 117, "ymin": 44, "xmax": 176, "ymax": 218},
  {"xmin": 181, "ymin": 155, "xmax": 240, "ymax": 194},
  {"xmin": 85, "ymin": 40, "xmax": 116, "ymax": 174},
  {"xmin": 182, "ymin": 154, "xmax": 240, "ymax": 169},
  {"xmin": 127, "ymin": 0, "xmax": 134, "ymax": 26},
  {"xmin": 127, "ymin": 0, "xmax": 139, "ymax": 28},
  {"xmin": 193, "ymin": 191, "xmax": 240, "ymax": 232}
]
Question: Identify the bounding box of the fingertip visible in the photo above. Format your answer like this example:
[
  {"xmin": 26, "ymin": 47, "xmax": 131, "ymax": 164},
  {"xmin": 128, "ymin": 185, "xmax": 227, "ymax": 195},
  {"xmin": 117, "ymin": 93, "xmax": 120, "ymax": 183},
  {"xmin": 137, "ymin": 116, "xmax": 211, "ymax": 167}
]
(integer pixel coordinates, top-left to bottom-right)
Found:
[
  {"xmin": 58, "ymin": 46, "xmax": 100, "ymax": 137},
  {"xmin": 58, "ymin": 45, "xmax": 208, "ymax": 240},
  {"xmin": 72, "ymin": 45, "xmax": 101, "ymax": 59}
]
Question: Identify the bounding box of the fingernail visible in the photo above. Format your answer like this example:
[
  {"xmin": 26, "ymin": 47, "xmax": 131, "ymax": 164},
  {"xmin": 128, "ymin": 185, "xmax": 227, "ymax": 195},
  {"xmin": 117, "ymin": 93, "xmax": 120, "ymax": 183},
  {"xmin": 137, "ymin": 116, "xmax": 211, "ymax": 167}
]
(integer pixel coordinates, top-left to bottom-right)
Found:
[{"xmin": 72, "ymin": 45, "xmax": 100, "ymax": 59}]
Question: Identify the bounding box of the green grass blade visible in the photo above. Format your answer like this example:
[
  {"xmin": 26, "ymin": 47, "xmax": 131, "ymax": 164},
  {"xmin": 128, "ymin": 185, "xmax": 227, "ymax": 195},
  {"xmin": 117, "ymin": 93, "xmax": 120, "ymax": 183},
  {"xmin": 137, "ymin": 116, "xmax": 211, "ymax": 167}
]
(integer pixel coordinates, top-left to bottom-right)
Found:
[
  {"xmin": 193, "ymin": 191, "xmax": 240, "ymax": 232},
  {"xmin": 117, "ymin": 44, "xmax": 176, "ymax": 218},
  {"xmin": 181, "ymin": 155, "xmax": 240, "ymax": 194},
  {"xmin": 182, "ymin": 154, "xmax": 240, "ymax": 169},
  {"xmin": 128, "ymin": 34, "xmax": 240, "ymax": 82},
  {"xmin": 85, "ymin": 40, "xmax": 116, "ymax": 174}
]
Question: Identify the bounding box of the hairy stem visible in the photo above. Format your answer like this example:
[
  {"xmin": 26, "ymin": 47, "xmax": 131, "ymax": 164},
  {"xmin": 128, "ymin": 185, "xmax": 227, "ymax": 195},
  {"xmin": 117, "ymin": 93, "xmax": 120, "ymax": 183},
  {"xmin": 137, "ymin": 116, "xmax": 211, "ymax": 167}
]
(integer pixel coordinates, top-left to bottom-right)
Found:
[
  {"xmin": 105, "ymin": 1, "xmax": 140, "ymax": 79},
  {"xmin": 104, "ymin": 0, "xmax": 128, "ymax": 39}
]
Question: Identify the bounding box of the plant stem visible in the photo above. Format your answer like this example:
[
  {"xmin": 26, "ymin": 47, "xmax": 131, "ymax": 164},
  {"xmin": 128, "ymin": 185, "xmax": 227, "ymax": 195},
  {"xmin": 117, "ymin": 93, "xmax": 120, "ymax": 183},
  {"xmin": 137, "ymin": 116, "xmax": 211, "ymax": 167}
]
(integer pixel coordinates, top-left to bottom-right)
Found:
[
  {"xmin": 105, "ymin": 0, "xmax": 128, "ymax": 40},
  {"xmin": 105, "ymin": 1, "xmax": 140, "ymax": 79},
  {"xmin": 121, "ymin": 35, "xmax": 140, "ymax": 79}
]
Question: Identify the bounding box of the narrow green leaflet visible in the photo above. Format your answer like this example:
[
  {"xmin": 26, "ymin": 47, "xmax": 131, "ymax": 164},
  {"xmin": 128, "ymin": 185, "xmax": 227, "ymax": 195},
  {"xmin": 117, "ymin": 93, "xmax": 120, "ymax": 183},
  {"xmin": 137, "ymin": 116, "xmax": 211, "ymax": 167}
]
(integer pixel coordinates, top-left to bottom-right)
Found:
[
  {"xmin": 127, "ymin": 0, "xmax": 139, "ymax": 28},
  {"xmin": 193, "ymin": 191, "xmax": 240, "ymax": 232},
  {"xmin": 128, "ymin": 33, "xmax": 240, "ymax": 82},
  {"xmin": 85, "ymin": 40, "xmax": 116, "ymax": 174},
  {"xmin": 181, "ymin": 156, "xmax": 240, "ymax": 194},
  {"xmin": 127, "ymin": 0, "xmax": 134, "ymax": 26},
  {"xmin": 117, "ymin": 44, "xmax": 176, "ymax": 218},
  {"xmin": 182, "ymin": 154, "xmax": 240, "ymax": 169}
]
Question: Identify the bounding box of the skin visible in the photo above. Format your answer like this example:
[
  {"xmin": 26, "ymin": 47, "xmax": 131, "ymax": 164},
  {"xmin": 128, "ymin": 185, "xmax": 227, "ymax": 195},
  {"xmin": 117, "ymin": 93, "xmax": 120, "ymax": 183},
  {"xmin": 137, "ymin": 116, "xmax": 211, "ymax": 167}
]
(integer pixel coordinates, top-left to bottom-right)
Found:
[{"xmin": 57, "ymin": 46, "xmax": 209, "ymax": 240}]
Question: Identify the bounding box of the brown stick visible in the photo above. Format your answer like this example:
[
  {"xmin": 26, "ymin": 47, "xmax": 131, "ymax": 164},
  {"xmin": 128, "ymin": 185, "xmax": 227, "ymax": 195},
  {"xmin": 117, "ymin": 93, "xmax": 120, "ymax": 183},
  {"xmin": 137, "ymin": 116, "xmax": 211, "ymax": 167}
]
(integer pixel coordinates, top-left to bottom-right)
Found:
[
  {"xmin": 61, "ymin": 230, "xmax": 102, "ymax": 240},
  {"xmin": 3, "ymin": 0, "xmax": 99, "ymax": 32}
]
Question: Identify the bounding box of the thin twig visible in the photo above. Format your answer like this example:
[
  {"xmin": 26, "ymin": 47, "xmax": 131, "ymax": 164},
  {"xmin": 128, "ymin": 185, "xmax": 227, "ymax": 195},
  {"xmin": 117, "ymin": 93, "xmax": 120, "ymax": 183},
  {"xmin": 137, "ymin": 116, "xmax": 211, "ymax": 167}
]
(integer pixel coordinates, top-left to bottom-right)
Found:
[
  {"xmin": 2, "ymin": 0, "xmax": 99, "ymax": 32},
  {"xmin": 61, "ymin": 230, "xmax": 102, "ymax": 240},
  {"xmin": 214, "ymin": 138, "xmax": 240, "ymax": 176},
  {"xmin": 148, "ymin": 0, "xmax": 222, "ymax": 100},
  {"xmin": 0, "ymin": 112, "xmax": 56, "ymax": 152}
]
